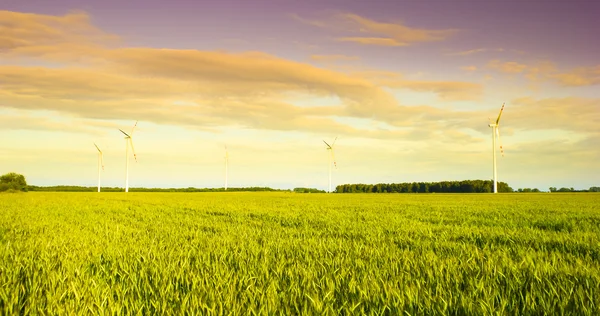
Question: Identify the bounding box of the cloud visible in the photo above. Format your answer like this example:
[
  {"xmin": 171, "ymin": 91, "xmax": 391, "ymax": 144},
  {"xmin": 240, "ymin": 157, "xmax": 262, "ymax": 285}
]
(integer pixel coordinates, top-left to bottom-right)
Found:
[
  {"xmin": 0, "ymin": 10, "xmax": 485, "ymax": 139},
  {"xmin": 486, "ymin": 58, "xmax": 600, "ymax": 87},
  {"xmin": 487, "ymin": 60, "xmax": 528, "ymax": 73},
  {"xmin": 446, "ymin": 48, "xmax": 506, "ymax": 56},
  {"xmin": 461, "ymin": 66, "xmax": 477, "ymax": 72},
  {"xmin": 507, "ymin": 97, "xmax": 600, "ymax": 134},
  {"xmin": 310, "ymin": 54, "xmax": 360, "ymax": 62},
  {"xmin": 356, "ymin": 71, "xmax": 483, "ymax": 101},
  {"xmin": 0, "ymin": 10, "xmax": 119, "ymax": 61},
  {"xmin": 294, "ymin": 12, "xmax": 458, "ymax": 46},
  {"xmin": 336, "ymin": 37, "xmax": 408, "ymax": 47},
  {"xmin": 548, "ymin": 65, "xmax": 600, "ymax": 86},
  {"xmin": 2, "ymin": 9, "xmax": 597, "ymax": 146},
  {"xmin": 0, "ymin": 109, "xmax": 122, "ymax": 135}
]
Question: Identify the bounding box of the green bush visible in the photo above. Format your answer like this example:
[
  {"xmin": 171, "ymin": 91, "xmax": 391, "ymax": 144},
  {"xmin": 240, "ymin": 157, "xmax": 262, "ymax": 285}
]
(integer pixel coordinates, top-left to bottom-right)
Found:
[{"xmin": 0, "ymin": 172, "xmax": 28, "ymax": 192}]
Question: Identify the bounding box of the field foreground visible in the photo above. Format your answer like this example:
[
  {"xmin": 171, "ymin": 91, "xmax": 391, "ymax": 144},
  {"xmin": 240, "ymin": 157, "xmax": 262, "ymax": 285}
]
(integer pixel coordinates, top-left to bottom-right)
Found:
[{"xmin": 1, "ymin": 192, "xmax": 599, "ymax": 314}]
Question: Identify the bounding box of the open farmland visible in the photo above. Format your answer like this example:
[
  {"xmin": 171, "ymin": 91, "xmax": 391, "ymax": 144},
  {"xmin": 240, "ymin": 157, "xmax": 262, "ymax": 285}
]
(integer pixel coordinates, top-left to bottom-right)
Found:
[{"xmin": 1, "ymin": 192, "xmax": 599, "ymax": 314}]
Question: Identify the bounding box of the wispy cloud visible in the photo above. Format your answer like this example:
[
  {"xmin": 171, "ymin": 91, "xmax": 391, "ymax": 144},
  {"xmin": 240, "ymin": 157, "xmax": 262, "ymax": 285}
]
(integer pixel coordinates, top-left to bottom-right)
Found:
[
  {"xmin": 294, "ymin": 12, "xmax": 458, "ymax": 47},
  {"xmin": 309, "ymin": 54, "xmax": 360, "ymax": 62},
  {"xmin": 487, "ymin": 60, "xmax": 528, "ymax": 73},
  {"xmin": 486, "ymin": 59, "xmax": 600, "ymax": 87},
  {"xmin": 447, "ymin": 48, "xmax": 505, "ymax": 56}
]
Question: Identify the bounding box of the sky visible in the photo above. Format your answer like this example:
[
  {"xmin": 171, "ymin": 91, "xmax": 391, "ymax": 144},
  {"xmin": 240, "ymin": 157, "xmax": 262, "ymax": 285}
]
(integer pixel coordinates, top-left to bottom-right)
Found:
[{"xmin": 1, "ymin": 0, "xmax": 599, "ymax": 190}]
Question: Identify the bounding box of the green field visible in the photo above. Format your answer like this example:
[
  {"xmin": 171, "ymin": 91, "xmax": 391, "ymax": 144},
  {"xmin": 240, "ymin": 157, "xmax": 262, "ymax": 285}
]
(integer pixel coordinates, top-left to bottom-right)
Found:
[{"xmin": 1, "ymin": 192, "xmax": 599, "ymax": 314}]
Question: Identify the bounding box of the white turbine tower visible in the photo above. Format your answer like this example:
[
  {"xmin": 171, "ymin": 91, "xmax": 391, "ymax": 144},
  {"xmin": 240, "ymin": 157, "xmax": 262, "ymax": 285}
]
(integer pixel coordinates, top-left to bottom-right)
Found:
[
  {"xmin": 224, "ymin": 145, "xmax": 229, "ymax": 191},
  {"xmin": 94, "ymin": 143, "xmax": 104, "ymax": 193},
  {"xmin": 323, "ymin": 137, "xmax": 338, "ymax": 193},
  {"xmin": 119, "ymin": 121, "xmax": 138, "ymax": 193},
  {"xmin": 488, "ymin": 103, "xmax": 505, "ymax": 193}
]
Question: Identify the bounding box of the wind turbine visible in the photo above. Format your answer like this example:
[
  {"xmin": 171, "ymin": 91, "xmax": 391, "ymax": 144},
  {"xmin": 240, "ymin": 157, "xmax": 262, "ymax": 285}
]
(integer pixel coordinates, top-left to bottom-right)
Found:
[
  {"xmin": 94, "ymin": 143, "xmax": 104, "ymax": 193},
  {"xmin": 119, "ymin": 121, "xmax": 138, "ymax": 193},
  {"xmin": 323, "ymin": 137, "xmax": 338, "ymax": 193},
  {"xmin": 488, "ymin": 103, "xmax": 505, "ymax": 193},
  {"xmin": 224, "ymin": 145, "xmax": 229, "ymax": 191}
]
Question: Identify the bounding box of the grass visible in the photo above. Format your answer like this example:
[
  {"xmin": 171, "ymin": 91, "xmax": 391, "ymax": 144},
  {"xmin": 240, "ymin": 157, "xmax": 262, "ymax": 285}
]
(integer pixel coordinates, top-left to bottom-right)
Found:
[{"xmin": 1, "ymin": 192, "xmax": 599, "ymax": 314}]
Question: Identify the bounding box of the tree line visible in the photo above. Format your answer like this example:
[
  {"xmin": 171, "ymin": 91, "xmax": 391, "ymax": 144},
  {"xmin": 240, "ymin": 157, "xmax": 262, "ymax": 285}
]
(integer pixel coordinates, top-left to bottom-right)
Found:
[
  {"xmin": 26, "ymin": 186, "xmax": 290, "ymax": 193},
  {"xmin": 293, "ymin": 187, "xmax": 326, "ymax": 193},
  {"xmin": 549, "ymin": 187, "xmax": 600, "ymax": 193},
  {"xmin": 335, "ymin": 180, "xmax": 514, "ymax": 193}
]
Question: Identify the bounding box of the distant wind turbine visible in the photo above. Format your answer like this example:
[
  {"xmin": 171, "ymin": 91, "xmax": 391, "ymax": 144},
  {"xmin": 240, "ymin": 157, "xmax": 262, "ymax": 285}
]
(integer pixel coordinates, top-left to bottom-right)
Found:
[
  {"xmin": 488, "ymin": 104, "xmax": 505, "ymax": 193},
  {"xmin": 119, "ymin": 121, "xmax": 138, "ymax": 193},
  {"xmin": 94, "ymin": 143, "xmax": 104, "ymax": 193},
  {"xmin": 323, "ymin": 137, "xmax": 338, "ymax": 193},
  {"xmin": 224, "ymin": 145, "xmax": 229, "ymax": 191}
]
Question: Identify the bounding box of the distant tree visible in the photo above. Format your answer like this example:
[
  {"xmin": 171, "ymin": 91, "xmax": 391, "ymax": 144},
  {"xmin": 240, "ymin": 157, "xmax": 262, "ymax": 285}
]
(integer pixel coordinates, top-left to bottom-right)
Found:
[
  {"xmin": 549, "ymin": 187, "xmax": 557, "ymax": 192},
  {"xmin": 0, "ymin": 172, "xmax": 28, "ymax": 192},
  {"xmin": 293, "ymin": 187, "xmax": 326, "ymax": 193},
  {"xmin": 590, "ymin": 186, "xmax": 600, "ymax": 192},
  {"xmin": 532, "ymin": 188, "xmax": 540, "ymax": 193},
  {"xmin": 558, "ymin": 187, "xmax": 571, "ymax": 192}
]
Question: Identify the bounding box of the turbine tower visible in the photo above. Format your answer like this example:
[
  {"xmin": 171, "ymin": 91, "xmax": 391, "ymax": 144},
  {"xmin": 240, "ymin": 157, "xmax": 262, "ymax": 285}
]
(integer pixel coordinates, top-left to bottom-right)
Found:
[
  {"xmin": 488, "ymin": 104, "xmax": 505, "ymax": 193},
  {"xmin": 323, "ymin": 137, "xmax": 338, "ymax": 193},
  {"xmin": 94, "ymin": 143, "xmax": 104, "ymax": 193},
  {"xmin": 119, "ymin": 121, "xmax": 138, "ymax": 193},
  {"xmin": 224, "ymin": 145, "xmax": 229, "ymax": 191}
]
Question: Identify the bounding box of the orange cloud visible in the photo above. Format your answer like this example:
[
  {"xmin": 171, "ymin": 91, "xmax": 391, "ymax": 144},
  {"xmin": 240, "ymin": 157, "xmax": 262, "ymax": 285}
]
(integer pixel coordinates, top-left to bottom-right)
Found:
[
  {"xmin": 355, "ymin": 71, "xmax": 483, "ymax": 101},
  {"xmin": 310, "ymin": 54, "xmax": 360, "ymax": 62},
  {"xmin": 486, "ymin": 59, "xmax": 600, "ymax": 87},
  {"xmin": 337, "ymin": 37, "xmax": 407, "ymax": 47},
  {"xmin": 461, "ymin": 66, "xmax": 478, "ymax": 72},
  {"xmin": 447, "ymin": 48, "xmax": 505, "ymax": 56},
  {"xmin": 549, "ymin": 65, "xmax": 600, "ymax": 86},
  {"xmin": 507, "ymin": 97, "xmax": 600, "ymax": 134},
  {"xmin": 294, "ymin": 12, "xmax": 458, "ymax": 47},
  {"xmin": 487, "ymin": 60, "xmax": 528, "ymax": 73},
  {"xmin": 0, "ymin": 10, "xmax": 118, "ymax": 61}
]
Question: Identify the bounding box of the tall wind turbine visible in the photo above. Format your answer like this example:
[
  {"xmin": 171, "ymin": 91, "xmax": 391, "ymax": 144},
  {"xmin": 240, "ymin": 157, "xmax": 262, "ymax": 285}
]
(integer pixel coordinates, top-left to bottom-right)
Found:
[
  {"xmin": 119, "ymin": 121, "xmax": 138, "ymax": 193},
  {"xmin": 94, "ymin": 143, "xmax": 104, "ymax": 193},
  {"xmin": 224, "ymin": 145, "xmax": 229, "ymax": 191},
  {"xmin": 488, "ymin": 103, "xmax": 505, "ymax": 193},
  {"xmin": 323, "ymin": 137, "xmax": 338, "ymax": 193}
]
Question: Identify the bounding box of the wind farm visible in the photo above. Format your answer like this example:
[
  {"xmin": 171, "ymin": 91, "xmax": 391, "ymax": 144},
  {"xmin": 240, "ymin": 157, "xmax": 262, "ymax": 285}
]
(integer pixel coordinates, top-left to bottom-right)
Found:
[{"xmin": 1, "ymin": 1, "xmax": 599, "ymax": 314}]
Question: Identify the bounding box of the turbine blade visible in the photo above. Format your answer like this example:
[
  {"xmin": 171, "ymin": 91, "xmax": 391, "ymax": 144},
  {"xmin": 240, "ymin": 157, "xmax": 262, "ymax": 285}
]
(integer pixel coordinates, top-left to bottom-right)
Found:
[
  {"xmin": 331, "ymin": 149, "xmax": 337, "ymax": 169},
  {"xmin": 496, "ymin": 127, "xmax": 504, "ymax": 157},
  {"xmin": 495, "ymin": 103, "xmax": 505, "ymax": 125},
  {"xmin": 323, "ymin": 140, "xmax": 331, "ymax": 148},
  {"xmin": 130, "ymin": 121, "xmax": 138, "ymax": 136},
  {"xmin": 331, "ymin": 136, "xmax": 338, "ymax": 147},
  {"xmin": 129, "ymin": 139, "xmax": 137, "ymax": 162},
  {"xmin": 94, "ymin": 143, "xmax": 102, "ymax": 153},
  {"xmin": 119, "ymin": 129, "xmax": 130, "ymax": 137}
]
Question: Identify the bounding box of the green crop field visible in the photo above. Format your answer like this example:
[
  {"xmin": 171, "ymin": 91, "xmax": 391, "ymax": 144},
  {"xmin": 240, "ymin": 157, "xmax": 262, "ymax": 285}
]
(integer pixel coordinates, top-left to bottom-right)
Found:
[{"xmin": 1, "ymin": 192, "xmax": 599, "ymax": 314}]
